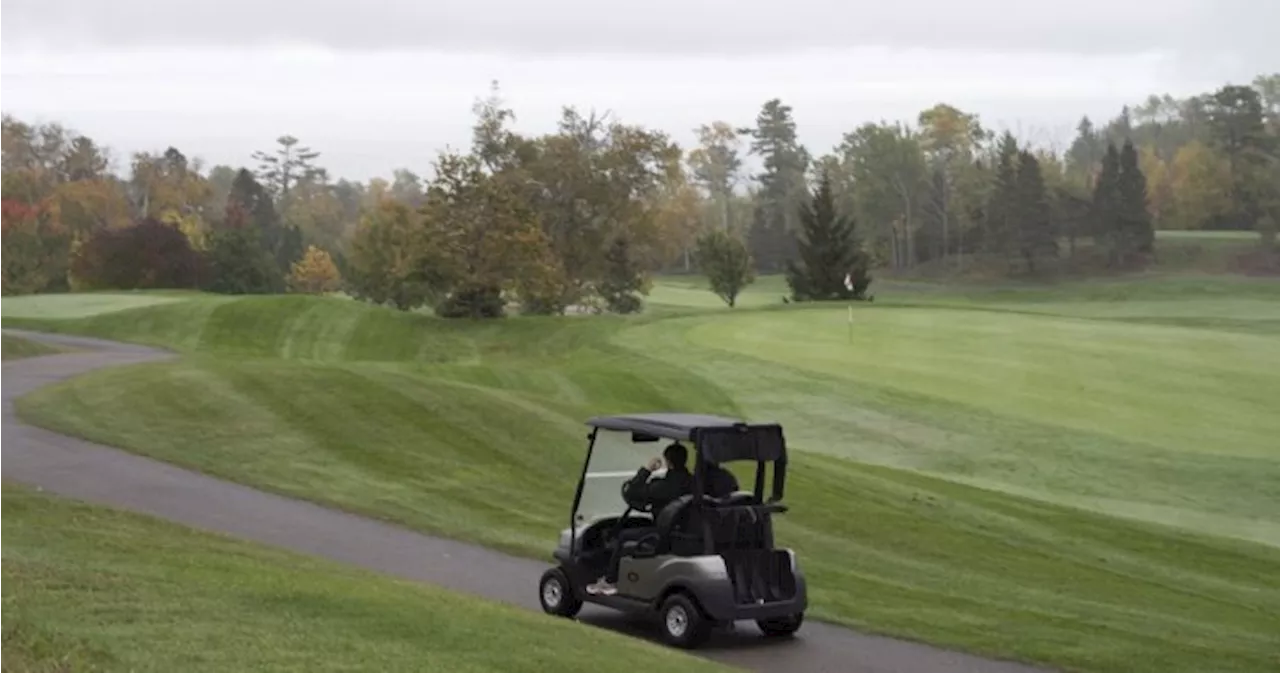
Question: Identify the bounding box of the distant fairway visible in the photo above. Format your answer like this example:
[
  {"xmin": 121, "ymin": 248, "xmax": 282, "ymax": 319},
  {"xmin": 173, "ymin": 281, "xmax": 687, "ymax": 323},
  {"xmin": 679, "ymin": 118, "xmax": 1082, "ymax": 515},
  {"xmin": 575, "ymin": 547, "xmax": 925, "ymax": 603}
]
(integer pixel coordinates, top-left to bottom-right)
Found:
[
  {"xmin": 1, "ymin": 291, "xmax": 193, "ymax": 319},
  {"xmin": 6, "ymin": 275, "xmax": 1280, "ymax": 673}
]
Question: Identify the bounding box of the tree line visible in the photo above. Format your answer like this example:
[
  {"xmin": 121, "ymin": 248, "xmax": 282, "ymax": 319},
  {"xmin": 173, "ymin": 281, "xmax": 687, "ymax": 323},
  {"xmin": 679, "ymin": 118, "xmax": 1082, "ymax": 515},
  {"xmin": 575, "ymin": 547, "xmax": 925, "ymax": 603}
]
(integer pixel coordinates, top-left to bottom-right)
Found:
[{"xmin": 2, "ymin": 73, "xmax": 1276, "ymax": 313}]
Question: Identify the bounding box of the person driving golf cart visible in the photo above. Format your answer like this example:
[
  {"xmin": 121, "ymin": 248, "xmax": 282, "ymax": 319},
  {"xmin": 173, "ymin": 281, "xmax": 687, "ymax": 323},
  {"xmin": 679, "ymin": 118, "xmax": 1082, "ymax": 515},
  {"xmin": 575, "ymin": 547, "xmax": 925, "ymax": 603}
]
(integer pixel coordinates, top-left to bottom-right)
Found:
[{"xmin": 586, "ymin": 441, "xmax": 692, "ymax": 595}]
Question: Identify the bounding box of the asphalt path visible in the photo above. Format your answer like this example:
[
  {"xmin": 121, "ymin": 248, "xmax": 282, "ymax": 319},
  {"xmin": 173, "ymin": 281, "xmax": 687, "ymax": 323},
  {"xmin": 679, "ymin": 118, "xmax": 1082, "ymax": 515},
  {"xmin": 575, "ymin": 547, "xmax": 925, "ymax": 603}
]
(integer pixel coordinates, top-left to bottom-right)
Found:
[{"xmin": 2, "ymin": 329, "xmax": 1053, "ymax": 673}]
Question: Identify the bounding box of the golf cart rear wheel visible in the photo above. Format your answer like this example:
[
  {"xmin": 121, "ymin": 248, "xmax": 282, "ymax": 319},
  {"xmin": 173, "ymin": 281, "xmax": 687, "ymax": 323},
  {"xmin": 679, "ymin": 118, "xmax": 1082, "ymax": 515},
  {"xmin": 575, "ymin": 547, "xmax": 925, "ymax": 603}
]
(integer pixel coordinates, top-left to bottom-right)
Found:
[
  {"xmin": 538, "ymin": 567, "xmax": 582, "ymax": 618},
  {"xmin": 757, "ymin": 611, "xmax": 804, "ymax": 637},
  {"xmin": 658, "ymin": 593, "xmax": 711, "ymax": 648}
]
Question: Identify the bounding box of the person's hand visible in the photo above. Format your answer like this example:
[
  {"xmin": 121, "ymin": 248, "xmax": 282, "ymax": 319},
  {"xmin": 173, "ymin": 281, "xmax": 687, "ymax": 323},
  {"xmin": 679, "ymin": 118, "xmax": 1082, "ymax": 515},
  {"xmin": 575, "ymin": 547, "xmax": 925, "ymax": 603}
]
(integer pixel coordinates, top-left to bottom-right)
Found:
[{"xmin": 646, "ymin": 457, "xmax": 664, "ymax": 471}]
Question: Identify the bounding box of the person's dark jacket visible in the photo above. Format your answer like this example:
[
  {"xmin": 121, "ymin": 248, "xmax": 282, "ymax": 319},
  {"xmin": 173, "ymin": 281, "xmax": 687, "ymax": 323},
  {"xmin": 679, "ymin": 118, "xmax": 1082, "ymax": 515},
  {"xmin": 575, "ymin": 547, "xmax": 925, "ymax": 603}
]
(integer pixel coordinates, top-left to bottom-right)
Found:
[
  {"xmin": 623, "ymin": 465, "xmax": 693, "ymax": 513},
  {"xmin": 705, "ymin": 463, "xmax": 740, "ymax": 497}
]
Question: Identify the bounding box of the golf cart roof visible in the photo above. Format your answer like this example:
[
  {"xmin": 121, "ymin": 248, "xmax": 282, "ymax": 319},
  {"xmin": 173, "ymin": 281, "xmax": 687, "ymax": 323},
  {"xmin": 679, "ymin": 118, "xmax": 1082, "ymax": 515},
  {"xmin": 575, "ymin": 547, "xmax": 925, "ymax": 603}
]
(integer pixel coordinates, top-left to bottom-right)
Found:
[
  {"xmin": 586, "ymin": 413, "xmax": 787, "ymax": 464},
  {"xmin": 586, "ymin": 413, "xmax": 746, "ymax": 439}
]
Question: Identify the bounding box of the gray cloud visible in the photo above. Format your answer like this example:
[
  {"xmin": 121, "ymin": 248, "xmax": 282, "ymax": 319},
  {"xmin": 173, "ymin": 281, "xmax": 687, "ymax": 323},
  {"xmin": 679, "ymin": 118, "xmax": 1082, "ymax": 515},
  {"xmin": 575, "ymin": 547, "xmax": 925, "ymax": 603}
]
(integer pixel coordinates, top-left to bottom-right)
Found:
[{"xmin": 3, "ymin": 0, "xmax": 1278, "ymax": 62}]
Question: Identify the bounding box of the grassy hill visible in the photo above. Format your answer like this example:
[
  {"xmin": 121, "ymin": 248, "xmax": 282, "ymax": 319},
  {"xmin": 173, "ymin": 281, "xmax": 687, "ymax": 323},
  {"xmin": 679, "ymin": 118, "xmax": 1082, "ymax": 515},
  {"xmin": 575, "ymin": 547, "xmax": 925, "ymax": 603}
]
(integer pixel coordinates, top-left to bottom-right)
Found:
[
  {"xmin": 5, "ymin": 275, "xmax": 1280, "ymax": 673},
  {"xmin": 3, "ymin": 332, "xmax": 67, "ymax": 360},
  {"xmin": 1, "ymin": 484, "xmax": 733, "ymax": 673}
]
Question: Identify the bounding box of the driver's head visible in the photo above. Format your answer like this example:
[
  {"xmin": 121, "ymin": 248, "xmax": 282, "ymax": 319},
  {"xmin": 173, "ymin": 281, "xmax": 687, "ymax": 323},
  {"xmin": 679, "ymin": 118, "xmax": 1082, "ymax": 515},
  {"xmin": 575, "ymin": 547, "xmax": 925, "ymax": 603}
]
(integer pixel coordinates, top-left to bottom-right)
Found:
[{"xmin": 663, "ymin": 442, "xmax": 688, "ymax": 471}]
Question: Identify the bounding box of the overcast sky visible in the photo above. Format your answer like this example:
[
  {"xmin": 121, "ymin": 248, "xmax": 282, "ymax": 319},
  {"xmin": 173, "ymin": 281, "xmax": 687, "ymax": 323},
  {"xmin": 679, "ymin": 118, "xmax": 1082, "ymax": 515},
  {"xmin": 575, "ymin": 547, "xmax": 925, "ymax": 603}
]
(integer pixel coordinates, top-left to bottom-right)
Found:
[{"xmin": 3, "ymin": 0, "xmax": 1277, "ymax": 181}]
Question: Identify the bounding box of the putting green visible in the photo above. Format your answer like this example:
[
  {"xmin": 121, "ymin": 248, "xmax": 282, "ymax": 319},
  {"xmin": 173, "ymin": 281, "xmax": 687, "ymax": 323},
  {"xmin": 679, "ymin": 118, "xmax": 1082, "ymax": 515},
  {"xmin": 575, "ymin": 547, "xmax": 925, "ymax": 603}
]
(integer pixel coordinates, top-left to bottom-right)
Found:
[{"xmin": 675, "ymin": 307, "xmax": 1278, "ymax": 459}]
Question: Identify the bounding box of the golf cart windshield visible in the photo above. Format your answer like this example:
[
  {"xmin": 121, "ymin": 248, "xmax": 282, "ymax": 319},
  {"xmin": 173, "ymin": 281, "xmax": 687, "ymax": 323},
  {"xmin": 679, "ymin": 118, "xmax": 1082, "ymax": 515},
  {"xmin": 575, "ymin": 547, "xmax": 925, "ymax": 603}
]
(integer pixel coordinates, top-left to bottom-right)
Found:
[{"xmin": 575, "ymin": 429, "xmax": 663, "ymax": 524}]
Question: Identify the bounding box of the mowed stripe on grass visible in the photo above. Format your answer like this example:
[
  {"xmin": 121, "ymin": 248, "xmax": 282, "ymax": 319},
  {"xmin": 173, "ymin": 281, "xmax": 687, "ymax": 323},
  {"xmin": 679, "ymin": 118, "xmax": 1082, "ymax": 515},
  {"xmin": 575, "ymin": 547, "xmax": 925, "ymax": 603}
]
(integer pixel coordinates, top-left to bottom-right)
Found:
[
  {"xmin": 8, "ymin": 283, "xmax": 1280, "ymax": 673},
  {"xmin": 1, "ymin": 484, "xmax": 735, "ymax": 673}
]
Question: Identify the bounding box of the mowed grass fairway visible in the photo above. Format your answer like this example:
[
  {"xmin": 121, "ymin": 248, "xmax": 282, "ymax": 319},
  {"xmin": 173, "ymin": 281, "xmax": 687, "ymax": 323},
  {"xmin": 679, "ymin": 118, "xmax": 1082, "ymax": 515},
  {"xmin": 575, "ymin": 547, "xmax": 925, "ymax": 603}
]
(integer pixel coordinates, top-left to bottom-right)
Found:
[
  {"xmin": 6, "ymin": 274, "xmax": 1280, "ymax": 673},
  {"xmin": 1, "ymin": 485, "xmax": 730, "ymax": 673},
  {"xmin": 3, "ymin": 332, "xmax": 67, "ymax": 359}
]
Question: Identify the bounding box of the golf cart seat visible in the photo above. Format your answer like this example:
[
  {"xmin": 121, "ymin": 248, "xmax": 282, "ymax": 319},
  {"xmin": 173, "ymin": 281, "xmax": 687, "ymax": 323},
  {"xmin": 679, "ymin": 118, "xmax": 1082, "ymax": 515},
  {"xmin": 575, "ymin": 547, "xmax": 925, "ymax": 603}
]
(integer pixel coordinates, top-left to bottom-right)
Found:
[
  {"xmin": 624, "ymin": 493, "xmax": 702, "ymax": 557},
  {"xmin": 628, "ymin": 491, "xmax": 770, "ymax": 557}
]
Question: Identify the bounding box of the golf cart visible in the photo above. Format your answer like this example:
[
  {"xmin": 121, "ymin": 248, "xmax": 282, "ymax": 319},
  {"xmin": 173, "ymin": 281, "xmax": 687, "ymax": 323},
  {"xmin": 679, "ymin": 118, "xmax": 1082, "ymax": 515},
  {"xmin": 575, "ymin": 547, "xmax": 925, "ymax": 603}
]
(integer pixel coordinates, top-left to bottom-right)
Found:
[{"xmin": 537, "ymin": 413, "xmax": 806, "ymax": 648}]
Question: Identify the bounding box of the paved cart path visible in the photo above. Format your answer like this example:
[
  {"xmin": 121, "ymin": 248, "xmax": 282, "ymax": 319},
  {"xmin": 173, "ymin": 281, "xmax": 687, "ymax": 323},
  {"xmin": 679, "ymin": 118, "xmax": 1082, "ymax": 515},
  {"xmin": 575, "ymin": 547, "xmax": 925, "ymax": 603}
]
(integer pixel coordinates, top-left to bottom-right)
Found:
[{"xmin": 2, "ymin": 329, "xmax": 1052, "ymax": 673}]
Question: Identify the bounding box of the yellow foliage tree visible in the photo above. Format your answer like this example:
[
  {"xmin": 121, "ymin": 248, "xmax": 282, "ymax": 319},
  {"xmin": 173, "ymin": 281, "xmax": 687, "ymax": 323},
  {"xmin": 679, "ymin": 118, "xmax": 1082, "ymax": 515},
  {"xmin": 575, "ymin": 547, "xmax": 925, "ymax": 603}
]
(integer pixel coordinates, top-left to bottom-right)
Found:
[
  {"xmin": 1168, "ymin": 141, "xmax": 1234, "ymax": 230},
  {"xmin": 1138, "ymin": 145, "xmax": 1173, "ymax": 228},
  {"xmin": 286, "ymin": 245, "xmax": 342, "ymax": 294}
]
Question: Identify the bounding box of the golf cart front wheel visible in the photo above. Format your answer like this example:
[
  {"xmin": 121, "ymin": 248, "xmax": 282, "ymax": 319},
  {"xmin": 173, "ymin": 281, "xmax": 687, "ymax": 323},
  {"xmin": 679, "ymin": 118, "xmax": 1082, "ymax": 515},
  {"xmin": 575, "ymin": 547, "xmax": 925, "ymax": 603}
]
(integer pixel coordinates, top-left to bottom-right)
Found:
[
  {"xmin": 538, "ymin": 567, "xmax": 582, "ymax": 618},
  {"xmin": 757, "ymin": 611, "xmax": 804, "ymax": 637},
  {"xmin": 658, "ymin": 593, "xmax": 711, "ymax": 648}
]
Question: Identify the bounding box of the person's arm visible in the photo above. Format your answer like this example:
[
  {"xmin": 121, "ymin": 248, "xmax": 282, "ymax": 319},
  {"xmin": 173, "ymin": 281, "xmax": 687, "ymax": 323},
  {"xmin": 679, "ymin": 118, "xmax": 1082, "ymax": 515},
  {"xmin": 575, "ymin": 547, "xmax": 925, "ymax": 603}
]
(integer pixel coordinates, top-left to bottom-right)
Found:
[{"xmin": 621, "ymin": 466, "xmax": 654, "ymax": 504}]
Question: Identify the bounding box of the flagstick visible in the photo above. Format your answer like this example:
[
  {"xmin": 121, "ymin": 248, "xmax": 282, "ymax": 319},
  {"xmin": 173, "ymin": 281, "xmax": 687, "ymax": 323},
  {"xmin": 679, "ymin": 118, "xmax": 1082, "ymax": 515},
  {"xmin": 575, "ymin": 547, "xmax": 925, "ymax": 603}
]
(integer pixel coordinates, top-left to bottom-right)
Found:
[{"xmin": 844, "ymin": 272, "xmax": 854, "ymax": 343}]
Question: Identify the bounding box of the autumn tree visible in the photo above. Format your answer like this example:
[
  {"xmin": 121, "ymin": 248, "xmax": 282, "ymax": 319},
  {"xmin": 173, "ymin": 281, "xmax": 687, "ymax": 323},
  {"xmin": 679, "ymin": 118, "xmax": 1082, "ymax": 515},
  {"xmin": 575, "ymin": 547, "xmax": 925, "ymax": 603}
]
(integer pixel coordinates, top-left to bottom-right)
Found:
[
  {"xmin": 918, "ymin": 103, "xmax": 989, "ymax": 264},
  {"xmin": 59, "ymin": 135, "xmax": 111, "ymax": 182},
  {"xmin": 1136, "ymin": 145, "xmax": 1173, "ymax": 229},
  {"xmin": 1205, "ymin": 84, "xmax": 1273, "ymax": 228},
  {"xmin": 128, "ymin": 147, "xmax": 212, "ymax": 246},
  {"xmin": 2, "ymin": 198, "xmax": 70, "ymax": 295},
  {"xmin": 785, "ymin": 169, "xmax": 870, "ymax": 301},
  {"xmin": 1167, "ymin": 141, "xmax": 1234, "ymax": 230},
  {"xmin": 512, "ymin": 107, "xmax": 679, "ymax": 311},
  {"xmin": 418, "ymin": 151, "xmax": 558, "ymax": 319},
  {"xmin": 346, "ymin": 199, "xmax": 437, "ymax": 310},
  {"xmin": 50, "ymin": 178, "xmax": 133, "ymax": 241},
  {"xmin": 838, "ymin": 122, "xmax": 928, "ymax": 270},
  {"xmin": 286, "ymin": 245, "xmax": 342, "ymax": 294},
  {"xmin": 70, "ymin": 218, "xmax": 205, "ymax": 291},
  {"xmin": 693, "ymin": 229, "xmax": 755, "ymax": 308},
  {"xmin": 389, "ymin": 169, "xmax": 426, "ymax": 207},
  {"xmin": 688, "ymin": 121, "xmax": 745, "ymax": 232}
]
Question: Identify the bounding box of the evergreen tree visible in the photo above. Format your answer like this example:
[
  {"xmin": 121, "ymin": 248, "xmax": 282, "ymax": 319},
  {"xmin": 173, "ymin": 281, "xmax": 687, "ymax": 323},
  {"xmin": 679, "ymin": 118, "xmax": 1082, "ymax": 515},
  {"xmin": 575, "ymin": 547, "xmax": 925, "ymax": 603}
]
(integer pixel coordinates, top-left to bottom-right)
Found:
[
  {"xmin": 984, "ymin": 132, "xmax": 1020, "ymax": 264},
  {"xmin": 741, "ymin": 99, "xmax": 809, "ymax": 272},
  {"xmin": 1013, "ymin": 151, "xmax": 1057, "ymax": 273},
  {"xmin": 785, "ymin": 169, "xmax": 870, "ymax": 301},
  {"xmin": 594, "ymin": 235, "xmax": 647, "ymax": 314},
  {"xmin": 226, "ymin": 168, "xmax": 300, "ymax": 289},
  {"xmin": 1116, "ymin": 139, "xmax": 1155, "ymax": 265},
  {"xmin": 203, "ymin": 204, "xmax": 281, "ymax": 295},
  {"xmin": 1091, "ymin": 143, "xmax": 1122, "ymax": 265}
]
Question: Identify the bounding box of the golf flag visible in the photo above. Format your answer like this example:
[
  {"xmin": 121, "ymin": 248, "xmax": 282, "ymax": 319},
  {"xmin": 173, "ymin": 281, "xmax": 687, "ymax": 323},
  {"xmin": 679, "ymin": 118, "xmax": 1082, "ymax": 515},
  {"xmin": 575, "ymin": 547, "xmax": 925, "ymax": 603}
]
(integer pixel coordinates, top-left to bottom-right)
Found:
[{"xmin": 845, "ymin": 273, "xmax": 854, "ymax": 342}]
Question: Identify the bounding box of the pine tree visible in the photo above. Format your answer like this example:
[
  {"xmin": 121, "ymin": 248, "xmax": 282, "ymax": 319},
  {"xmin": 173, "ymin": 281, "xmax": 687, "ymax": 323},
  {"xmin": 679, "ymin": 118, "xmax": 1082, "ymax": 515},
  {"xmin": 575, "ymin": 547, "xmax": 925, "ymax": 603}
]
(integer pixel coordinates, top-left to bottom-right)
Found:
[
  {"xmin": 1091, "ymin": 143, "xmax": 1122, "ymax": 265},
  {"xmin": 984, "ymin": 132, "xmax": 1020, "ymax": 266},
  {"xmin": 225, "ymin": 169, "xmax": 293, "ymax": 290},
  {"xmin": 784, "ymin": 169, "xmax": 870, "ymax": 301},
  {"xmin": 1117, "ymin": 139, "xmax": 1154, "ymax": 265},
  {"xmin": 1013, "ymin": 151, "xmax": 1056, "ymax": 273}
]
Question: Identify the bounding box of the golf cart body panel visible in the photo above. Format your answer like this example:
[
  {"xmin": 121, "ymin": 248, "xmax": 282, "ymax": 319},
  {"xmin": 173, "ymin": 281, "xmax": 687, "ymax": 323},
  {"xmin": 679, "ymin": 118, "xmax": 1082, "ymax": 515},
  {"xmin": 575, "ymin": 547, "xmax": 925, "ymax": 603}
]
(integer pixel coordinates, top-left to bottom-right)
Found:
[{"xmin": 541, "ymin": 412, "xmax": 806, "ymax": 647}]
